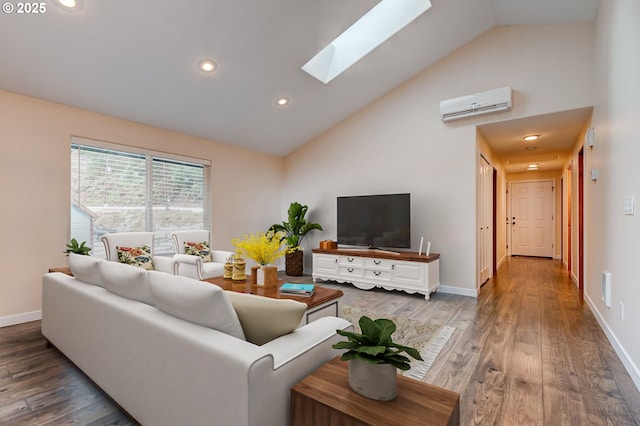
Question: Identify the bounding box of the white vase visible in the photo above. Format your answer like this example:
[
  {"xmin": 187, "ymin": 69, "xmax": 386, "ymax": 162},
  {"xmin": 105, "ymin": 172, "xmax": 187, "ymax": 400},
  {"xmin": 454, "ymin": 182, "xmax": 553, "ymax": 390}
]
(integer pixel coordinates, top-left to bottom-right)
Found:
[
  {"xmin": 256, "ymin": 266, "xmax": 266, "ymax": 286},
  {"xmin": 348, "ymin": 359, "xmax": 398, "ymax": 401}
]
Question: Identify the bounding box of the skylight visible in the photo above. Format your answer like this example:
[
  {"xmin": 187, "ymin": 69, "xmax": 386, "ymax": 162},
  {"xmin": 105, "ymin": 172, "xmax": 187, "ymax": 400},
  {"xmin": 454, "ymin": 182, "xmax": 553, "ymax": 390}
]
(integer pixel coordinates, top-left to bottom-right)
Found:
[{"xmin": 302, "ymin": 0, "xmax": 432, "ymax": 84}]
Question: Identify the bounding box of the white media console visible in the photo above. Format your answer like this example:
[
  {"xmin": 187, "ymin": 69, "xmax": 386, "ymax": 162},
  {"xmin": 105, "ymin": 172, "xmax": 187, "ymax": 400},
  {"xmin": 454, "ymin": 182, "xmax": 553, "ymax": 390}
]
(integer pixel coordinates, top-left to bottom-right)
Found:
[{"xmin": 312, "ymin": 248, "xmax": 440, "ymax": 300}]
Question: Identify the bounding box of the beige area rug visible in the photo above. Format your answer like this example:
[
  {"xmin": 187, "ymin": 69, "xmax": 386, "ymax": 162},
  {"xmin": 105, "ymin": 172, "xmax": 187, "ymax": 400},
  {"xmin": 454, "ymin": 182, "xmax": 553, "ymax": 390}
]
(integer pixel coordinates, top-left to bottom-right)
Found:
[{"xmin": 341, "ymin": 305, "xmax": 455, "ymax": 381}]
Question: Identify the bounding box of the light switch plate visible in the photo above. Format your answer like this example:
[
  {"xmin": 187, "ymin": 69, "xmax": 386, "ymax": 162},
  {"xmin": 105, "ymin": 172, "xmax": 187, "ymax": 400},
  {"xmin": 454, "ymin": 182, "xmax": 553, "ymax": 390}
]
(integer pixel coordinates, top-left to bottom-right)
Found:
[{"xmin": 624, "ymin": 196, "xmax": 634, "ymax": 215}]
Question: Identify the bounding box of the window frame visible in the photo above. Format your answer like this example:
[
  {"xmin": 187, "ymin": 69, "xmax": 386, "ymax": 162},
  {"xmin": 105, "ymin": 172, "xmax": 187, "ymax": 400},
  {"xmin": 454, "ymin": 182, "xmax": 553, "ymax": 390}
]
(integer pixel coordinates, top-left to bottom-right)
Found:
[{"xmin": 70, "ymin": 137, "xmax": 211, "ymax": 257}]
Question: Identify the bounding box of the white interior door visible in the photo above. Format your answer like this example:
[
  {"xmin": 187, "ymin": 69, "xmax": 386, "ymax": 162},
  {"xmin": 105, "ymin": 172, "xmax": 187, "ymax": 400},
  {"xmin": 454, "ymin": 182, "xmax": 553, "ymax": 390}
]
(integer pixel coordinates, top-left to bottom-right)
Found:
[
  {"xmin": 511, "ymin": 180, "xmax": 554, "ymax": 257},
  {"xmin": 478, "ymin": 155, "xmax": 492, "ymax": 285}
]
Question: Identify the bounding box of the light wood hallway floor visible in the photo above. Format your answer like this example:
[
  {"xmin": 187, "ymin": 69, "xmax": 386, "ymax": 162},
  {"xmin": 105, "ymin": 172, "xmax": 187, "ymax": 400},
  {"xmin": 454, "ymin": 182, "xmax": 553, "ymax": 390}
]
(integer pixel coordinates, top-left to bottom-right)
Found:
[
  {"xmin": 1, "ymin": 256, "xmax": 639, "ymax": 425},
  {"xmin": 423, "ymin": 256, "xmax": 640, "ymax": 425}
]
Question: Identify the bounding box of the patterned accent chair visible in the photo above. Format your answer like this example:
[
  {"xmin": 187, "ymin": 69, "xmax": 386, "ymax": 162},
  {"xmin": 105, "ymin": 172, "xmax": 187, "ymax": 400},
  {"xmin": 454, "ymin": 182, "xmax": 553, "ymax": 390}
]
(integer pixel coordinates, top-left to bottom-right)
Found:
[
  {"xmin": 171, "ymin": 230, "xmax": 233, "ymax": 280},
  {"xmin": 101, "ymin": 232, "xmax": 178, "ymax": 274}
]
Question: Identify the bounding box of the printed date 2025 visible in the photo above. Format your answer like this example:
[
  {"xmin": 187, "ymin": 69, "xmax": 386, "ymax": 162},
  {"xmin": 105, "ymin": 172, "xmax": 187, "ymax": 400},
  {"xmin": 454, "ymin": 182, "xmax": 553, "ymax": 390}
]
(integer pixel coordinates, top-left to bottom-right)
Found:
[{"xmin": 6, "ymin": 2, "xmax": 48, "ymax": 13}]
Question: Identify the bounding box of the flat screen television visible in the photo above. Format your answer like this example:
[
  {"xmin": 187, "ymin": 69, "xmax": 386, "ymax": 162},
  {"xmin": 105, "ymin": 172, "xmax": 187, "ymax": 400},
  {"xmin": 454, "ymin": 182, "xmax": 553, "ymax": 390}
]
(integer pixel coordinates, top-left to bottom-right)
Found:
[{"xmin": 337, "ymin": 193, "xmax": 410, "ymax": 249}]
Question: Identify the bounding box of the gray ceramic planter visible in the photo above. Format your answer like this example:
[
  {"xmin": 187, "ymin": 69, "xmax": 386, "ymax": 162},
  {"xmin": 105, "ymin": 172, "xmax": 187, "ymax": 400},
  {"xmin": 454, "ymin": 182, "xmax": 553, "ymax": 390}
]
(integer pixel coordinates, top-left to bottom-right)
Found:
[{"xmin": 348, "ymin": 359, "xmax": 398, "ymax": 401}]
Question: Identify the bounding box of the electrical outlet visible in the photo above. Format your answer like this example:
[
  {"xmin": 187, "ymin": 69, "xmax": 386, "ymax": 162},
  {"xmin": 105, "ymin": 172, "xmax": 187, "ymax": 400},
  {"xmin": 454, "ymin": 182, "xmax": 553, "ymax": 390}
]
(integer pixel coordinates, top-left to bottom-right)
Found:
[
  {"xmin": 620, "ymin": 302, "xmax": 624, "ymax": 321},
  {"xmin": 624, "ymin": 196, "xmax": 635, "ymax": 215}
]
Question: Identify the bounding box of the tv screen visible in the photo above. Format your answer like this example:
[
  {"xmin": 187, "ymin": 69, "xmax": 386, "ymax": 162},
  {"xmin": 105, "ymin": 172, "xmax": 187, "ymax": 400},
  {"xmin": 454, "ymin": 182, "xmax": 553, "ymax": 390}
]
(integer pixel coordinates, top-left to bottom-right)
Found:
[{"xmin": 337, "ymin": 193, "xmax": 410, "ymax": 249}]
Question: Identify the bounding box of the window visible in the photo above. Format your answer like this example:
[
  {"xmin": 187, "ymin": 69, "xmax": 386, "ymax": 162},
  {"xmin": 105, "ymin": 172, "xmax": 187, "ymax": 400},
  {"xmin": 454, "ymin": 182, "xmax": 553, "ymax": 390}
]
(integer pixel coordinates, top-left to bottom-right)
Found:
[{"xmin": 71, "ymin": 138, "xmax": 210, "ymax": 258}]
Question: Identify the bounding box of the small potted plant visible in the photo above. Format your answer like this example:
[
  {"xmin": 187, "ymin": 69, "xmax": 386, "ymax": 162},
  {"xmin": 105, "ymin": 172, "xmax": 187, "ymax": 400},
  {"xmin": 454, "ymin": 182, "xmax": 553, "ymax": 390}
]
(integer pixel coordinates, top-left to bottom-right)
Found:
[
  {"xmin": 332, "ymin": 316, "xmax": 423, "ymax": 401},
  {"xmin": 269, "ymin": 202, "xmax": 322, "ymax": 276},
  {"xmin": 64, "ymin": 238, "xmax": 91, "ymax": 256}
]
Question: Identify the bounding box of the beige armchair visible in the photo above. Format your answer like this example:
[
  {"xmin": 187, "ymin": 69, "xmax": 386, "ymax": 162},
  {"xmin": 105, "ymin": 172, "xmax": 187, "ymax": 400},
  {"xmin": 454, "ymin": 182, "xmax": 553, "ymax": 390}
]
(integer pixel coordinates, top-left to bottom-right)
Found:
[
  {"xmin": 101, "ymin": 232, "xmax": 178, "ymax": 274},
  {"xmin": 171, "ymin": 230, "xmax": 233, "ymax": 280}
]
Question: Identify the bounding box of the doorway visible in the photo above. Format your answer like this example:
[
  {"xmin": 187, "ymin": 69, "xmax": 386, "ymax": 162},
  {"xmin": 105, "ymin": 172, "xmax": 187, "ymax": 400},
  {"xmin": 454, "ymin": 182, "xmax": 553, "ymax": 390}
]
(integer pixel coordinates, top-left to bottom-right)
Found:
[
  {"xmin": 566, "ymin": 167, "xmax": 572, "ymax": 274},
  {"xmin": 578, "ymin": 147, "xmax": 584, "ymax": 296},
  {"xmin": 509, "ymin": 180, "xmax": 554, "ymax": 258},
  {"xmin": 478, "ymin": 154, "xmax": 494, "ymax": 286}
]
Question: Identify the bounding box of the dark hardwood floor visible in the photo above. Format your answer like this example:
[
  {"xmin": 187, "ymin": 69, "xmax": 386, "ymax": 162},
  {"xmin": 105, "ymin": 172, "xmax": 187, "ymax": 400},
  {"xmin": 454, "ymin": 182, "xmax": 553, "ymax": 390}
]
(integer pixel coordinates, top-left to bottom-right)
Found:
[
  {"xmin": 1, "ymin": 257, "xmax": 639, "ymax": 425},
  {"xmin": 0, "ymin": 321, "xmax": 135, "ymax": 425}
]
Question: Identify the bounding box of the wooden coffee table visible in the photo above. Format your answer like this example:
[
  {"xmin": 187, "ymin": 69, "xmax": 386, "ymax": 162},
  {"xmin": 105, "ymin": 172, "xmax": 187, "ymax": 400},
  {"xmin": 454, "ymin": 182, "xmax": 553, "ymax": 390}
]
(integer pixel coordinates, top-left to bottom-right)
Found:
[
  {"xmin": 291, "ymin": 356, "xmax": 460, "ymax": 426},
  {"xmin": 204, "ymin": 276, "xmax": 343, "ymax": 325}
]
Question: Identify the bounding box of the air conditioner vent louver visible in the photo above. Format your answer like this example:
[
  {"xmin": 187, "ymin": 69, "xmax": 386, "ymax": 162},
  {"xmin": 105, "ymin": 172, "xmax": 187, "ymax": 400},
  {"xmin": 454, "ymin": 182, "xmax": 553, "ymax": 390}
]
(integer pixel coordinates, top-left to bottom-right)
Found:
[{"xmin": 440, "ymin": 86, "xmax": 512, "ymax": 122}]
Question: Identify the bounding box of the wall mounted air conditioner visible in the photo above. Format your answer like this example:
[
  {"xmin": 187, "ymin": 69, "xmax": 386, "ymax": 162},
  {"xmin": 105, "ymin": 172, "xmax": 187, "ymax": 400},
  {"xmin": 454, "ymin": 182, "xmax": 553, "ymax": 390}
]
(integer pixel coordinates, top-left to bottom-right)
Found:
[{"xmin": 440, "ymin": 86, "xmax": 512, "ymax": 122}]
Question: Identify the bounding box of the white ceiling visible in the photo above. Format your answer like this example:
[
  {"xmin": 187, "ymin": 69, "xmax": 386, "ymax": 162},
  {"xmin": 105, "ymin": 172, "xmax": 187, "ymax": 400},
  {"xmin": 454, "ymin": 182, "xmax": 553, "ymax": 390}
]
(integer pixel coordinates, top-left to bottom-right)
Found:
[{"xmin": 0, "ymin": 0, "xmax": 598, "ymax": 157}]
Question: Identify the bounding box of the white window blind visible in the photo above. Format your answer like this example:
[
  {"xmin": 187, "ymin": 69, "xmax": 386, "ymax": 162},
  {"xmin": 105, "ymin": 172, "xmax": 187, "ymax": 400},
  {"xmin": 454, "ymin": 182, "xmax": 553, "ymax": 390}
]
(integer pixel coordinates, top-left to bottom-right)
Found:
[{"xmin": 71, "ymin": 139, "xmax": 210, "ymax": 257}]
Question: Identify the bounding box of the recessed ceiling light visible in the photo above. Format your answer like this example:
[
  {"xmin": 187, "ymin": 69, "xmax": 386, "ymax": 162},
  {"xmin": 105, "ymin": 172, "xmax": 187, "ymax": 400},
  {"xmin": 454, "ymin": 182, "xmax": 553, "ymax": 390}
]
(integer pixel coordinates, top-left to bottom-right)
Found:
[
  {"xmin": 275, "ymin": 97, "xmax": 289, "ymax": 107},
  {"xmin": 522, "ymin": 134, "xmax": 540, "ymax": 141},
  {"xmin": 526, "ymin": 146, "xmax": 538, "ymax": 151},
  {"xmin": 197, "ymin": 59, "xmax": 216, "ymax": 73},
  {"xmin": 54, "ymin": 0, "xmax": 83, "ymax": 11},
  {"xmin": 527, "ymin": 164, "xmax": 540, "ymax": 171}
]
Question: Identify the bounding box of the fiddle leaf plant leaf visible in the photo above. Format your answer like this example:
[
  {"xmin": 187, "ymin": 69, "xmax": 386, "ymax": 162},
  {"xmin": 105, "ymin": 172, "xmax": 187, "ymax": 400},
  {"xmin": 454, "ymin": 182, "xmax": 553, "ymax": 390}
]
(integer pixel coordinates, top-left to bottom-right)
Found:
[
  {"xmin": 333, "ymin": 315, "xmax": 422, "ymax": 370},
  {"xmin": 268, "ymin": 202, "xmax": 323, "ymax": 250}
]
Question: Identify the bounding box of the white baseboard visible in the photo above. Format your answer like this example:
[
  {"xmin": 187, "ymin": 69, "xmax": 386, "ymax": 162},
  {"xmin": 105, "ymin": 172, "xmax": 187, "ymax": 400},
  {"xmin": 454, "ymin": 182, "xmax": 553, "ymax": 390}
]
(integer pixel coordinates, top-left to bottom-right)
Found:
[
  {"xmin": 0, "ymin": 310, "xmax": 42, "ymax": 328},
  {"xmin": 584, "ymin": 293, "xmax": 640, "ymax": 392},
  {"xmin": 438, "ymin": 285, "xmax": 478, "ymax": 298}
]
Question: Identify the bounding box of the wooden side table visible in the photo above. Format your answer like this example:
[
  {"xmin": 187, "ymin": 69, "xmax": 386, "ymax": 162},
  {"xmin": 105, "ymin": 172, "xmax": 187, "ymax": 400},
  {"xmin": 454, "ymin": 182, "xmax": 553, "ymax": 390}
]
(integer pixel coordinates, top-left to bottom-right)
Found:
[
  {"xmin": 48, "ymin": 266, "xmax": 72, "ymax": 276},
  {"xmin": 291, "ymin": 357, "xmax": 460, "ymax": 426}
]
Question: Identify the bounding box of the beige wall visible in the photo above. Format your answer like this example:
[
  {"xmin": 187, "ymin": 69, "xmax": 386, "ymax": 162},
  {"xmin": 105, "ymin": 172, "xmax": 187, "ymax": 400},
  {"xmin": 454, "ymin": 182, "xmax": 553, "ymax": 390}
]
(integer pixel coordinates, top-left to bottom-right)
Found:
[
  {"xmin": 0, "ymin": 90, "xmax": 284, "ymax": 323},
  {"xmin": 283, "ymin": 23, "xmax": 593, "ymax": 295},
  {"xmin": 586, "ymin": 0, "xmax": 640, "ymax": 385}
]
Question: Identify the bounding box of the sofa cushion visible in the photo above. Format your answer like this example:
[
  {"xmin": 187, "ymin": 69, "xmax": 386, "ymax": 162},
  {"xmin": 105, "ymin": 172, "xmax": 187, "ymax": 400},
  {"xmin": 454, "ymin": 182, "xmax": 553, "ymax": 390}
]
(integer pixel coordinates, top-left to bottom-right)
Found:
[
  {"xmin": 184, "ymin": 241, "xmax": 212, "ymax": 262},
  {"xmin": 68, "ymin": 253, "xmax": 104, "ymax": 287},
  {"xmin": 148, "ymin": 271, "xmax": 245, "ymax": 340},
  {"xmin": 99, "ymin": 260, "xmax": 155, "ymax": 305},
  {"xmin": 117, "ymin": 246, "xmax": 154, "ymax": 270},
  {"xmin": 224, "ymin": 291, "xmax": 306, "ymax": 345}
]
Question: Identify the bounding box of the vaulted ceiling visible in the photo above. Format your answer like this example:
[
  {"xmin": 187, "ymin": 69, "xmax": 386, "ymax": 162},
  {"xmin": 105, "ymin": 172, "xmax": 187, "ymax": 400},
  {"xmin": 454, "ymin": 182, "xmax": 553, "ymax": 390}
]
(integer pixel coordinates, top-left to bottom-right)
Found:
[{"xmin": 0, "ymin": 0, "xmax": 598, "ymax": 157}]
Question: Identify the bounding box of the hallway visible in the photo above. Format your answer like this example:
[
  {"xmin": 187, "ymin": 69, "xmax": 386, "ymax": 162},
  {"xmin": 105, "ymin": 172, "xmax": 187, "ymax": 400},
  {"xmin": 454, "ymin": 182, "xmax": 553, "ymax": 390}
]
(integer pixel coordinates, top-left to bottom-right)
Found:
[{"xmin": 424, "ymin": 256, "xmax": 640, "ymax": 425}]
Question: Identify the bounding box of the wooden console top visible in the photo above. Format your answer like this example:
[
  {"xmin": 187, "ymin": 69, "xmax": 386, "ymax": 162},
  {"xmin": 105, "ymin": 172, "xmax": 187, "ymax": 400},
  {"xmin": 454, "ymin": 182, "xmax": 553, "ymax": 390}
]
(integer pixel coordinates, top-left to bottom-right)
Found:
[{"xmin": 312, "ymin": 248, "xmax": 440, "ymax": 263}]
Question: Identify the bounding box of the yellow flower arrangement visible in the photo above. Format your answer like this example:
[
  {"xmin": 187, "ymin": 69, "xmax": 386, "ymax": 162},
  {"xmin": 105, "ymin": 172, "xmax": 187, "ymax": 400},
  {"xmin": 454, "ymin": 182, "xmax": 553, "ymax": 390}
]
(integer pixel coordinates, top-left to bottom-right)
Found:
[{"xmin": 231, "ymin": 230, "xmax": 292, "ymax": 266}]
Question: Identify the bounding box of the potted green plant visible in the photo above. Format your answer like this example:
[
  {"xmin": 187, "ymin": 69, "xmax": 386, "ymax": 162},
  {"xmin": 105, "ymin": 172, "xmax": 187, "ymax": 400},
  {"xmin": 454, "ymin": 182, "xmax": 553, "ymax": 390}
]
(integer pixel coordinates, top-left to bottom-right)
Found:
[
  {"xmin": 332, "ymin": 316, "xmax": 423, "ymax": 401},
  {"xmin": 64, "ymin": 238, "xmax": 91, "ymax": 256},
  {"xmin": 268, "ymin": 202, "xmax": 322, "ymax": 276}
]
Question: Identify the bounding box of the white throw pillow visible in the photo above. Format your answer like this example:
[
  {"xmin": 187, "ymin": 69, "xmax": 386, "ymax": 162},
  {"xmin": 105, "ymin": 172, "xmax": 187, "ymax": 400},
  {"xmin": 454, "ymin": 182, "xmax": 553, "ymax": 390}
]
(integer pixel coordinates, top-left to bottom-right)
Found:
[
  {"xmin": 148, "ymin": 271, "xmax": 245, "ymax": 340},
  {"xmin": 224, "ymin": 291, "xmax": 306, "ymax": 345},
  {"xmin": 99, "ymin": 260, "xmax": 155, "ymax": 305},
  {"xmin": 68, "ymin": 253, "xmax": 104, "ymax": 287}
]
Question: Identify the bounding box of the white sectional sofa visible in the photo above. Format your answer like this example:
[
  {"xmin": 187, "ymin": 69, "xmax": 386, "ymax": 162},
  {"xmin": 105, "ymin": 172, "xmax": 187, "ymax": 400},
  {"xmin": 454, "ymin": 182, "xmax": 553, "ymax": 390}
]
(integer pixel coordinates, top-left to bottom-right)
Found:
[{"xmin": 42, "ymin": 254, "xmax": 352, "ymax": 426}]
